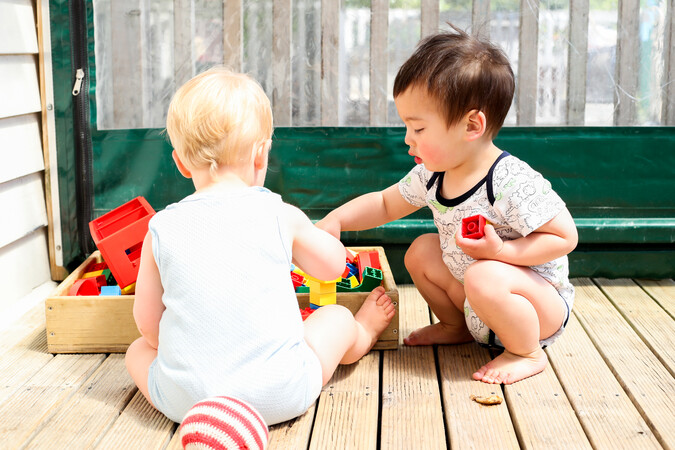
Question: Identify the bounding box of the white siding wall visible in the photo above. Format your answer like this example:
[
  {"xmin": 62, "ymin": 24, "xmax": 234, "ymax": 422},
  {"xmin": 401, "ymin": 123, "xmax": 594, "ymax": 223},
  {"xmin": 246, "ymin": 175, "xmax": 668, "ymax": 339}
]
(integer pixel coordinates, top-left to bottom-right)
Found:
[{"xmin": 0, "ymin": 0, "xmax": 54, "ymax": 318}]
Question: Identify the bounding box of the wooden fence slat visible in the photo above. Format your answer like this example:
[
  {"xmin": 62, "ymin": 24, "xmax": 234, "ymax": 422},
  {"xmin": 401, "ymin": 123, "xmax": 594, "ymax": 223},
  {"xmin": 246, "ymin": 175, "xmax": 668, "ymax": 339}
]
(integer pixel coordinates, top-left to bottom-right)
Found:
[
  {"xmin": 664, "ymin": 0, "xmax": 675, "ymax": 125},
  {"xmin": 25, "ymin": 355, "xmax": 136, "ymax": 449},
  {"xmin": 421, "ymin": 0, "xmax": 440, "ymax": 38},
  {"xmin": 309, "ymin": 352, "xmax": 380, "ymax": 450},
  {"xmin": 472, "ymin": 0, "xmax": 491, "ymax": 37},
  {"xmin": 547, "ymin": 314, "xmax": 661, "ymax": 449},
  {"xmin": 595, "ymin": 278, "xmax": 675, "ymax": 377},
  {"xmin": 517, "ymin": 0, "xmax": 539, "ymax": 125},
  {"xmin": 223, "ymin": 0, "xmax": 243, "ymax": 72},
  {"xmin": 440, "ymin": 344, "xmax": 519, "ymax": 449},
  {"xmin": 369, "ymin": 0, "xmax": 388, "ymax": 126},
  {"xmin": 566, "ymin": 0, "xmax": 589, "ymax": 125},
  {"xmin": 381, "ymin": 285, "xmax": 446, "ymax": 449},
  {"xmin": 572, "ymin": 278, "xmax": 675, "ymax": 448},
  {"xmin": 321, "ymin": 0, "xmax": 339, "ymax": 125},
  {"xmin": 614, "ymin": 0, "xmax": 640, "ymax": 125},
  {"xmin": 635, "ymin": 278, "xmax": 675, "ymax": 318},
  {"xmin": 111, "ymin": 0, "xmax": 145, "ymax": 128},
  {"xmin": 37, "ymin": 0, "xmax": 66, "ymax": 277},
  {"xmin": 96, "ymin": 390, "xmax": 175, "ymax": 450},
  {"xmin": 173, "ymin": 0, "xmax": 194, "ymax": 88},
  {"xmin": 0, "ymin": 354, "xmax": 105, "ymax": 447},
  {"xmin": 272, "ymin": 0, "xmax": 292, "ymax": 126}
]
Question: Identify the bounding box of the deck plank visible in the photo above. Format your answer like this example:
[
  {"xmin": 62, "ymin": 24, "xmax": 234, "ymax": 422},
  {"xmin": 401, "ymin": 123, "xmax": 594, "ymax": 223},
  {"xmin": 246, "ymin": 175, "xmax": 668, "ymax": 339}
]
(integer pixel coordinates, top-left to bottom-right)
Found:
[
  {"xmin": 595, "ymin": 278, "xmax": 675, "ymax": 376},
  {"xmin": 439, "ymin": 343, "xmax": 519, "ymax": 449},
  {"xmin": 0, "ymin": 354, "xmax": 105, "ymax": 447},
  {"xmin": 573, "ymin": 278, "xmax": 675, "ymax": 448},
  {"xmin": 381, "ymin": 285, "xmax": 446, "ymax": 449},
  {"xmin": 504, "ymin": 360, "xmax": 591, "ymax": 449},
  {"xmin": 636, "ymin": 278, "xmax": 675, "ymax": 318},
  {"xmin": 0, "ymin": 301, "xmax": 46, "ymax": 356},
  {"xmin": 547, "ymin": 314, "xmax": 661, "ymax": 449},
  {"xmin": 309, "ymin": 352, "xmax": 380, "ymax": 450},
  {"xmin": 96, "ymin": 390, "xmax": 175, "ymax": 450},
  {"xmin": 25, "ymin": 354, "xmax": 137, "ymax": 449},
  {"xmin": 0, "ymin": 329, "xmax": 52, "ymax": 405},
  {"xmin": 267, "ymin": 403, "xmax": 316, "ymax": 449}
]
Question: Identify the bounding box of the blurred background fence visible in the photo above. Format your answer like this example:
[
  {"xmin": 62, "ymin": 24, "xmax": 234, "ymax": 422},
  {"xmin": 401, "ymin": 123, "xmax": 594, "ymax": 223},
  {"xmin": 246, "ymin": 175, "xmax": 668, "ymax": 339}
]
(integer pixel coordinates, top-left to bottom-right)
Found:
[{"xmin": 91, "ymin": 0, "xmax": 674, "ymax": 129}]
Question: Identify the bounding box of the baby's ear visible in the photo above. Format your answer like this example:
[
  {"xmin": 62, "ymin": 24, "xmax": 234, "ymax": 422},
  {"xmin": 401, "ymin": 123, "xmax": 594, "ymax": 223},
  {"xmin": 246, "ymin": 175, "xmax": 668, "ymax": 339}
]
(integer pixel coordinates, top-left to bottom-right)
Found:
[
  {"xmin": 171, "ymin": 150, "xmax": 192, "ymax": 178},
  {"xmin": 465, "ymin": 110, "xmax": 487, "ymax": 141},
  {"xmin": 253, "ymin": 139, "xmax": 271, "ymax": 170}
]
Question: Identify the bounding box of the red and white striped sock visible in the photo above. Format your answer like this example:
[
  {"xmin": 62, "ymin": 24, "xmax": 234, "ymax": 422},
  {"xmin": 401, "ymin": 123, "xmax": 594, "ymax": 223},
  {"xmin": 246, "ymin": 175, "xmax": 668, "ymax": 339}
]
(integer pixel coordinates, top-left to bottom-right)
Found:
[{"xmin": 180, "ymin": 396, "xmax": 269, "ymax": 450}]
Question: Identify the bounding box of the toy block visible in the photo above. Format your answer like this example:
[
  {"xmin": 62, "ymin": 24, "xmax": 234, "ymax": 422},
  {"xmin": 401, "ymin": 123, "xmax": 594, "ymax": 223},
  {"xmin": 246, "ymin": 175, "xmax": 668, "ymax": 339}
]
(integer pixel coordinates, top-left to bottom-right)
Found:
[
  {"xmin": 348, "ymin": 275, "xmax": 359, "ymax": 288},
  {"xmin": 82, "ymin": 270, "xmax": 104, "ymax": 279},
  {"xmin": 310, "ymin": 291, "xmax": 337, "ymax": 306},
  {"xmin": 85, "ymin": 261, "xmax": 107, "ymax": 273},
  {"xmin": 345, "ymin": 248, "xmax": 358, "ymax": 264},
  {"xmin": 300, "ymin": 307, "xmax": 315, "ymax": 320},
  {"xmin": 121, "ymin": 283, "xmax": 136, "ymax": 295},
  {"xmin": 356, "ymin": 250, "xmax": 380, "ymax": 276},
  {"xmin": 100, "ymin": 285, "xmax": 122, "ymax": 296},
  {"xmin": 462, "ymin": 214, "xmax": 489, "ymax": 239},
  {"xmin": 68, "ymin": 278, "xmax": 100, "ymax": 296},
  {"xmin": 341, "ymin": 265, "xmax": 351, "ymax": 278},
  {"xmin": 103, "ymin": 269, "xmax": 115, "ymax": 285},
  {"xmin": 296, "ymin": 285, "xmax": 310, "ymax": 293},
  {"xmin": 290, "ymin": 271, "xmax": 305, "ymax": 288},
  {"xmin": 345, "ymin": 263, "xmax": 359, "ymax": 279},
  {"xmin": 309, "ymin": 303, "xmax": 321, "ymax": 310},
  {"xmin": 337, "ymin": 280, "xmax": 356, "ymax": 292},
  {"xmin": 355, "ymin": 267, "xmax": 383, "ymax": 292},
  {"xmin": 89, "ymin": 196, "xmax": 155, "ymax": 288}
]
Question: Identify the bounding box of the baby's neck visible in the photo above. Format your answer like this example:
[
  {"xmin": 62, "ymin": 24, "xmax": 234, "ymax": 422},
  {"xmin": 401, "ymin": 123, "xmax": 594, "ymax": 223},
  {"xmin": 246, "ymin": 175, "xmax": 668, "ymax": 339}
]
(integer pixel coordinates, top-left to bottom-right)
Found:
[{"xmin": 192, "ymin": 170, "xmax": 251, "ymax": 193}]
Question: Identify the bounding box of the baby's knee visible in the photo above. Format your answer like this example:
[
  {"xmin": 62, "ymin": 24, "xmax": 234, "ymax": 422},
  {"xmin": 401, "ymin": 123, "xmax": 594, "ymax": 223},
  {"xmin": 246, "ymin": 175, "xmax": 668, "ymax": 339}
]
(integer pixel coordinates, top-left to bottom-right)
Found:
[
  {"xmin": 464, "ymin": 260, "xmax": 508, "ymax": 301},
  {"xmin": 405, "ymin": 234, "xmax": 439, "ymax": 273}
]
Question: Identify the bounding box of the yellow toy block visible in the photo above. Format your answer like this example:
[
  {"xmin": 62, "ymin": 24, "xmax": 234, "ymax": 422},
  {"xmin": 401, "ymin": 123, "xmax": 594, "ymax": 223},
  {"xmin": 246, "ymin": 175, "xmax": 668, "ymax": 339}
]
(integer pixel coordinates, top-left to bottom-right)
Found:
[
  {"xmin": 82, "ymin": 270, "xmax": 104, "ymax": 279},
  {"xmin": 310, "ymin": 291, "xmax": 337, "ymax": 306},
  {"xmin": 348, "ymin": 275, "xmax": 359, "ymax": 288},
  {"xmin": 121, "ymin": 283, "xmax": 136, "ymax": 295}
]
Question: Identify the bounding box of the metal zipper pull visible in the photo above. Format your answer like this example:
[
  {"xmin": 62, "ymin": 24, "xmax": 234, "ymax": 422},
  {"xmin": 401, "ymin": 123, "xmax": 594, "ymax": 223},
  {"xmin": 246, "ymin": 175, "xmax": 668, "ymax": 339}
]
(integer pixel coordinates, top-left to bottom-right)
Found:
[{"xmin": 72, "ymin": 68, "xmax": 85, "ymax": 96}]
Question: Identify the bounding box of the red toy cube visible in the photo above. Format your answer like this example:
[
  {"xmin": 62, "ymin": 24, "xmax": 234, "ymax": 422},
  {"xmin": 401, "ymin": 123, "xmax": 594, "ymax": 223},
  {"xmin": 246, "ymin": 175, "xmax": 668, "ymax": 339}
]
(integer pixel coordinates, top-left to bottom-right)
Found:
[
  {"xmin": 462, "ymin": 215, "xmax": 487, "ymax": 239},
  {"xmin": 356, "ymin": 250, "xmax": 381, "ymax": 277},
  {"xmin": 89, "ymin": 197, "xmax": 155, "ymax": 288}
]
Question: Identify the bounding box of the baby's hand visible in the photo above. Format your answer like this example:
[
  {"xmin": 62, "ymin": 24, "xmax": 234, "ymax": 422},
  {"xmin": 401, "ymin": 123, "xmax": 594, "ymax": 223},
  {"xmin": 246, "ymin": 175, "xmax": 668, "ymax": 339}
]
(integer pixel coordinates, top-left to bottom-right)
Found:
[
  {"xmin": 455, "ymin": 224, "xmax": 504, "ymax": 260},
  {"xmin": 315, "ymin": 217, "xmax": 341, "ymax": 240}
]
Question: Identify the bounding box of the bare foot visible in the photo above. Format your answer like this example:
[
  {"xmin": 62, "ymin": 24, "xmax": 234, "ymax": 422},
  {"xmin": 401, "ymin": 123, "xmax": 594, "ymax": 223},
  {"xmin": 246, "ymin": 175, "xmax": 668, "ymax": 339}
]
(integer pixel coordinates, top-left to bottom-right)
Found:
[
  {"xmin": 404, "ymin": 322, "xmax": 473, "ymax": 346},
  {"xmin": 472, "ymin": 348, "xmax": 548, "ymax": 384},
  {"xmin": 352, "ymin": 286, "xmax": 396, "ymax": 350}
]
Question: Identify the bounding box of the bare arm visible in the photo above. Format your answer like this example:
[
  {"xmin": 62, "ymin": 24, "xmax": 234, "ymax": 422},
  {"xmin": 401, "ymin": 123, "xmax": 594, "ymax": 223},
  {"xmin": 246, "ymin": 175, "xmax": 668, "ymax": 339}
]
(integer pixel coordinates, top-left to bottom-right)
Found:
[
  {"xmin": 316, "ymin": 184, "xmax": 421, "ymax": 238},
  {"xmin": 456, "ymin": 208, "xmax": 578, "ymax": 266},
  {"xmin": 285, "ymin": 203, "xmax": 346, "ymax": 281},
  {"xmin": 133, "ymin": 232, "xmax": 165, "ymax": 349}
]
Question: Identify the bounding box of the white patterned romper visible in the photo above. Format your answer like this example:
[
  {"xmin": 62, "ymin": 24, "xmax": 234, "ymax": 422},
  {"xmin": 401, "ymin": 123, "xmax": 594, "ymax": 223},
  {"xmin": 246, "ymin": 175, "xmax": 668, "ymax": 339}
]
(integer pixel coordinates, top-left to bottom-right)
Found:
[{"xmin": 398, "ymin": 151, "xmax": 574, "ymax": 348}]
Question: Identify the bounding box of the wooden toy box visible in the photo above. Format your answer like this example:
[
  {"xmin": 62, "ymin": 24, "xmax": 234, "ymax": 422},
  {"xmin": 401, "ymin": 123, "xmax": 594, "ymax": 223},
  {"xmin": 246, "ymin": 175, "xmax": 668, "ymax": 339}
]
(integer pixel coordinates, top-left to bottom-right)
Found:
[{"xmin": 45, "ymin": 247, "xmax": 399, "ymax": 353}]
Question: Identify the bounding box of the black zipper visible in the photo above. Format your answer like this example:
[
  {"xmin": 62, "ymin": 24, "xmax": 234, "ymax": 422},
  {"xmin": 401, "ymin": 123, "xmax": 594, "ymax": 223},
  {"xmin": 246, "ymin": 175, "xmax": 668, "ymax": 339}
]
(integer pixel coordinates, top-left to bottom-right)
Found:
[{"xmin": 69, "ymin": 0, "xmax": 95, "ymax": 255}]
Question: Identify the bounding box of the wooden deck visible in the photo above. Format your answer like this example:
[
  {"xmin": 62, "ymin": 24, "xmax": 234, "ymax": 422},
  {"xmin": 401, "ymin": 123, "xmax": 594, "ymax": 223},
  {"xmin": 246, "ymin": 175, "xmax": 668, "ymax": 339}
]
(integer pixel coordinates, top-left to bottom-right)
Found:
[{"xmin": 1, "ymin": 278, "xmax": 674, "ymax": 449}]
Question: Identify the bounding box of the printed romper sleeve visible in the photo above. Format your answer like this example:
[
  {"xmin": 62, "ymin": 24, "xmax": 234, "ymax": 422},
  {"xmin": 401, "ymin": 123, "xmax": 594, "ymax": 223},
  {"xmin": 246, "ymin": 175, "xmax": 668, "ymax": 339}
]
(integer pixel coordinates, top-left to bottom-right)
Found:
[
  {"xmin": 491, "ymin": 157, "xmax": 566, "ymax": 237},
  {"xmin": 398, "ymin": 164, "xmax": 433, "ymax": 208}
]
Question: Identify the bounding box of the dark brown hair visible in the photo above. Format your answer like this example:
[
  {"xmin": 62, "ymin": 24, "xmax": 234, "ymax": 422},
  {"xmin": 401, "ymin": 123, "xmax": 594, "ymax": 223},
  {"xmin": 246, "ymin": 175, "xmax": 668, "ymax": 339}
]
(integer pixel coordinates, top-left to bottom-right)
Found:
[{"xmin": 393, "ymin": 24, "xmax": 514, "ymax": 139}]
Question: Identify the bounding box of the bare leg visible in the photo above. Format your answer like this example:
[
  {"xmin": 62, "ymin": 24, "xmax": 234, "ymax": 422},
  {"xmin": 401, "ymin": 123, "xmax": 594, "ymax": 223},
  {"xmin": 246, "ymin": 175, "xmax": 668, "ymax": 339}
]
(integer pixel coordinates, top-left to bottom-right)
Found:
[
  {"xmin": 125, "ymin": 337, "xmax": 158, "ymax": 407},
  {"xmin": 464, "ymin": 260, "xmax": 566, "ymax": 384},
  {"xmin": 304, "ymin": 286, "xmax": 395, "ymax": 385},
  {"xmin": 403, "ymin": 234, "xmax": 473, "ymax": 346}
]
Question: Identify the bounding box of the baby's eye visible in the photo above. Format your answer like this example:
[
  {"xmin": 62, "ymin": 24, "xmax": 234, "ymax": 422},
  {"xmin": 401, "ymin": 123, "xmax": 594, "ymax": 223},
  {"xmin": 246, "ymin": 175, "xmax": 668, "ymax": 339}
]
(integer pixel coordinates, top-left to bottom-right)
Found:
[{"xmin": 414, "ymin": 128, "xmax": 424, "ymax": 133}]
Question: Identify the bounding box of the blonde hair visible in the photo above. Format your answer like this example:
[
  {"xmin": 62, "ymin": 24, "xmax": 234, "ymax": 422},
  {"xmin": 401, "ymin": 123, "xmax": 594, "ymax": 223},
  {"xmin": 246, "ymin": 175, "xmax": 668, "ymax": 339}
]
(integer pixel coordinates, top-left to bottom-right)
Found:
[{"xmin": 166, "ymin": 67, "xmax": 273, "ymax": 175}]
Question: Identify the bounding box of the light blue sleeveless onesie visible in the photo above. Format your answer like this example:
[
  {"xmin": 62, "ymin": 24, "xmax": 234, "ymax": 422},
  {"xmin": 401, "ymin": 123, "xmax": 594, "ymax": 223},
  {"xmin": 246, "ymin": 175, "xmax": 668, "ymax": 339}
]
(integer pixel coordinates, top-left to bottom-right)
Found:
[{"xmin": 146, "ymin": 185, "xmax": 322, "ymax": 424}]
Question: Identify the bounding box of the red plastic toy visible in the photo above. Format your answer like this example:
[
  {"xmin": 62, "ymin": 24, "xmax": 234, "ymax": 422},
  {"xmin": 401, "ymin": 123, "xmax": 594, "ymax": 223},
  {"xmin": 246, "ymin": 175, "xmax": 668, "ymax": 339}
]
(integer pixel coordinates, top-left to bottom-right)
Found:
[
  {"xmin": 356, "ymin": 250, "xmax": 381, "ymax": 276},
  {"xmin": 89, "ymin": 197, "xmax": 155, "ymax": 288},
  {"xmin": 462, "ymin": 215, "xmax": 487, "ymax": 239},
  {"xmin": 68, "ymin": 278, "xmax": 100, "ymax": 296},
  {"xmin": 300, "ymin": 307, "xmax": 315, "ymax": 321}
]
